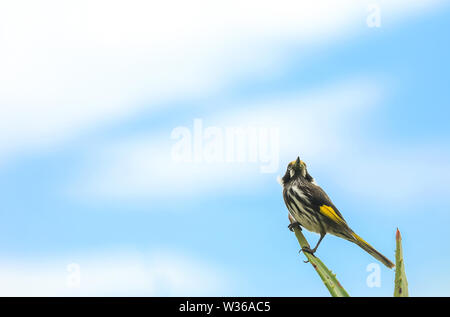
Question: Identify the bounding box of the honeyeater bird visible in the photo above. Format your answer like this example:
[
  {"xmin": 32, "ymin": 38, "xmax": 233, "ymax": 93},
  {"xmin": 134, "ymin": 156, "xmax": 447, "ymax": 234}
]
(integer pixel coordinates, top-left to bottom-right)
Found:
[{"xmin": 281, "ymin": 157, "xmax": 394, "ymax": 269}]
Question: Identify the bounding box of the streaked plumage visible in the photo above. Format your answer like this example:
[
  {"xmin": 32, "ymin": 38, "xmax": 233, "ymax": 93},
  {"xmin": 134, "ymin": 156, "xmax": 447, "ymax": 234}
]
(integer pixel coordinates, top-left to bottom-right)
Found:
[{"xmin": 281, "ymin": 157, "xmax": 394, "ymax": 269}]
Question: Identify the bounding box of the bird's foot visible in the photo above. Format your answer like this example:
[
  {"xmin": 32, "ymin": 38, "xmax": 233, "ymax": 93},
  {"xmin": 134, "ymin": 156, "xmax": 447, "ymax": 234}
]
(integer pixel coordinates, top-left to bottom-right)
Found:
[
  {"xmin": 299, "ymin": 247, "xmax": 317, "ymax": 257},
  {"xmin": 288, "ymin": 222, "xmax": 301, "ymax": 232}
]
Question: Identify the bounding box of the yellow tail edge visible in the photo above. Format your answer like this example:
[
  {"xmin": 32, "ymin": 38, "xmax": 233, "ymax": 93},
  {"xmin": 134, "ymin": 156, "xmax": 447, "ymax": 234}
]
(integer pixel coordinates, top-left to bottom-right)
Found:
[{"xmin": 351, "ymin": 232, "xmax": 395, "ymax": 269}]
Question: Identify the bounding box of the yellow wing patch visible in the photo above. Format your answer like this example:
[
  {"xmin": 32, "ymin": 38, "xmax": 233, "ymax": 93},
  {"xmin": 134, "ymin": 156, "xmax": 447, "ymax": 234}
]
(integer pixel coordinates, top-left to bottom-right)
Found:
[
  {"xmin": 351, "ymin": 232, "xmax": 372, "ymax": 247},
  {"xmin": 319, "ymin": 205, "xmax": 345, "ymax": 225}
]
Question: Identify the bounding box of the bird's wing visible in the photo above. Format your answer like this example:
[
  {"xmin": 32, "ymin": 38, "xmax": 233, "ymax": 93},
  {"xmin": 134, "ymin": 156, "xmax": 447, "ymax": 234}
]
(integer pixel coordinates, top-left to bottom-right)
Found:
[{"xmin": 307, "ymin": 184, "xmax": 347, "ymax": 225}]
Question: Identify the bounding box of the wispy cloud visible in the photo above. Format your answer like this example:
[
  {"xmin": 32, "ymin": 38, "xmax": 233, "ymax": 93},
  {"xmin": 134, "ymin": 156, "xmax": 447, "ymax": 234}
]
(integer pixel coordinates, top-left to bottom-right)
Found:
[
  {"xmin": 0, "ymin": 1, "xmax": 444, "ymax": 163},
  {"xmin": 72, "ymin": 75, "xmax": 450, "ymax": 206},
  {"xmin": 72, "ymin": 78, "xmax": 381, "ymax": 200},
  {"xmin": 0, "ymin": 250, "xmax": 228, "ymax": 296}
]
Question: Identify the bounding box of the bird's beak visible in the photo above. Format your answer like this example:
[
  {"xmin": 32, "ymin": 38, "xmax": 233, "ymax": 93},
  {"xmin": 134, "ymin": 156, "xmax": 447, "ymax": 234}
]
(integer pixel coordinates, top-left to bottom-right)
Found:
[{"xmin": 295, "ymin": 156, "xmax": 301, "ymax": 168}]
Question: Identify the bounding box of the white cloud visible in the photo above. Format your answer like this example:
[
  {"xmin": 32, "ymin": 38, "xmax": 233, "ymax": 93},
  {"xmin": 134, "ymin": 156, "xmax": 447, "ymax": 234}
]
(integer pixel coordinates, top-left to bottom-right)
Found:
[
  {"xmin": 0, "ymin": 250, "xmax": 228, "ymax": 296},
  {"xmin": 73, "ymin": 75, "xmax": 450, "ymax": 206},
  {"xmin": 0, "ymin": 1, "xmax": 444, "ymax": 162},
  {"xmin": 73, "ymin": 78, "xmax": 381, "ymax": 200}
]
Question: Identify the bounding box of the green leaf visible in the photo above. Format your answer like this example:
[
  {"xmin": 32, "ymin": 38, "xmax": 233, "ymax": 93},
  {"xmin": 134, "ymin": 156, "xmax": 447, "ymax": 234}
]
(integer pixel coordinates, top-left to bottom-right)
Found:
[
  {"xmin": 394, "ymin": 228, "xmax": 409, "ymax": 297},
  {"xmin": 290, "ymin": 218, "xmax": 349, "ymax": 297}
]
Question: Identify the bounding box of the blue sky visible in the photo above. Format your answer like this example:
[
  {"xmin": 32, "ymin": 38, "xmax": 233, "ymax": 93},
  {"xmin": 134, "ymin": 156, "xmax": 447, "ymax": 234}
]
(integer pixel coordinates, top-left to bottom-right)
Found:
[{"xmin": 0, "ymin": 1, "xmax": 449, "ymax": 296}]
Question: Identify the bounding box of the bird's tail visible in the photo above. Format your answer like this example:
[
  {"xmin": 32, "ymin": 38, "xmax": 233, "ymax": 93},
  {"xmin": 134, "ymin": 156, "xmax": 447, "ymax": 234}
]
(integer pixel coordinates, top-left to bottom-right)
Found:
[{"xmin": 350, "ymin": 232, "xmax": 395, "ymax": 269}]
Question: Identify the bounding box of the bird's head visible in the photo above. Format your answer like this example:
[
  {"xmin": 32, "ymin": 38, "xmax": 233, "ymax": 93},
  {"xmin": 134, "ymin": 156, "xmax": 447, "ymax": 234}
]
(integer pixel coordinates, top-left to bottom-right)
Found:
[{"xmin": 282, "ymin": 156, "xmax": 308, "ymax": 184}]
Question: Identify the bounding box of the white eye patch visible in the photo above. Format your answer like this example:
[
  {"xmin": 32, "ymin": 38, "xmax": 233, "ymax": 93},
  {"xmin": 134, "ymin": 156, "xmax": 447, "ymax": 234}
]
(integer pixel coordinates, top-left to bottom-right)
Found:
[{"xmin": 301, "ymin": 169, "xmax": 306, "ymax": 177}]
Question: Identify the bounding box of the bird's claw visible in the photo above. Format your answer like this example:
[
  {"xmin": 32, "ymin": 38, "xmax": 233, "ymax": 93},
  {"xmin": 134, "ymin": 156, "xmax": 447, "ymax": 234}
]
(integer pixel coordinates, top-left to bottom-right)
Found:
[
  {"xmin": 288, "ymin": 222, "xmax": 301, "ymax": 232},
  {"xmin": 299, "ymin": 247, "xmax": 317, "ymax": 257}
]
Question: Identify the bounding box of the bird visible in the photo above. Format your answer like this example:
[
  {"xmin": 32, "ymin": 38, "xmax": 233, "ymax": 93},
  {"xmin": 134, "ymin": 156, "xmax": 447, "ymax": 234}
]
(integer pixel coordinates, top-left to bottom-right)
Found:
[{"xmin": 280, "ymin": 156, "xmax": 394, "ymax": 268}]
